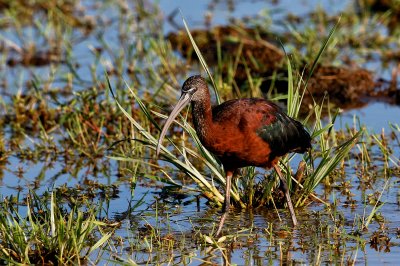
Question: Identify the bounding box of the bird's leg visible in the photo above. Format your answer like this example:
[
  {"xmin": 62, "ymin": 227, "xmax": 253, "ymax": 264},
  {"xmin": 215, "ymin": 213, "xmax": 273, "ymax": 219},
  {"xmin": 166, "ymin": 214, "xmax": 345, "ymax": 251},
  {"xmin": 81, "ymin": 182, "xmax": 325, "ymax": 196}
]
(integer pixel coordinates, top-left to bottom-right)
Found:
[
  {"xmin": 215, "ymin": 170, "xmax": 233, "ymax": 236},
  {"xmin": 224, "ymin": 170, "xmax": 232, "ymax": 212},
  {"xmin": 273, "ymin": 164, "xmax": 298, "ymax": 226}
]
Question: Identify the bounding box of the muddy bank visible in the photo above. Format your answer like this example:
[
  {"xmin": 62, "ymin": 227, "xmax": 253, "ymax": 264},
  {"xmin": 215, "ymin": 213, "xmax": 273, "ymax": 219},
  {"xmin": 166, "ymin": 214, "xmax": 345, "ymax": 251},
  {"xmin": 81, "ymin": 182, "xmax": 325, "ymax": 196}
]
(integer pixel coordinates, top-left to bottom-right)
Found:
[{"xmin": 168, "ymin": 26, "xmax": 399, "ymax": 110}]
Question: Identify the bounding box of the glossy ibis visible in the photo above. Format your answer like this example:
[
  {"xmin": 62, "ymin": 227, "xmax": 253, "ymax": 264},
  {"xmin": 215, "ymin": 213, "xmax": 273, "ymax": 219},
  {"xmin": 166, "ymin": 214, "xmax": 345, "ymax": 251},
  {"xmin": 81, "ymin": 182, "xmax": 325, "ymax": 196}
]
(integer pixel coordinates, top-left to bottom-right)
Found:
[{"xmin": 156, "ymin": 75, "xmax": 311, "ymax": 236}]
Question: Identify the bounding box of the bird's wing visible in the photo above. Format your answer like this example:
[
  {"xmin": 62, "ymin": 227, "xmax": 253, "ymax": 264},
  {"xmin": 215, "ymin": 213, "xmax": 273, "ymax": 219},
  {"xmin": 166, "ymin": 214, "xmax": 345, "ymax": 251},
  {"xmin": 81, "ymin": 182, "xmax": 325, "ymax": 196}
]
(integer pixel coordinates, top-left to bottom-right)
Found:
[{"xmin": 256, "ymin": 109, "xmax": 311, "ymax": 157}]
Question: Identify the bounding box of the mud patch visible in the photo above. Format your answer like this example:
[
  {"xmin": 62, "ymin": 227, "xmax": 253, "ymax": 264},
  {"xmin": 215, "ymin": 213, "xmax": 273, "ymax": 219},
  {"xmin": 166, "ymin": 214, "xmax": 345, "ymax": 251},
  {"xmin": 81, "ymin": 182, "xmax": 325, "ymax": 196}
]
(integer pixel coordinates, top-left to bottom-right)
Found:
[
  {"xmin": 168, "ymin": 26, "xmax": 284, "ymax": 79},
  {"xmin": 6, "ymin": 47, "xmax": 63, "ymax": 67},
  {"xmin": 304, "ymin": 65, "xmax": 375, "ymax": 107}
]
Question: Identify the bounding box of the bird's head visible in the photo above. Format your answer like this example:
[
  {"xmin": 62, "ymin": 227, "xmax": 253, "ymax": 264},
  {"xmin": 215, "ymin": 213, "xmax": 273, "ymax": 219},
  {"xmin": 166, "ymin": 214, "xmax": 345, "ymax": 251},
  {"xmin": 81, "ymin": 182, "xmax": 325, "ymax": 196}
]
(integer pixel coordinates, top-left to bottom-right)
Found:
[{"xmin": 156, "ymin": 75, "xmax": 207, "ymax": 156}]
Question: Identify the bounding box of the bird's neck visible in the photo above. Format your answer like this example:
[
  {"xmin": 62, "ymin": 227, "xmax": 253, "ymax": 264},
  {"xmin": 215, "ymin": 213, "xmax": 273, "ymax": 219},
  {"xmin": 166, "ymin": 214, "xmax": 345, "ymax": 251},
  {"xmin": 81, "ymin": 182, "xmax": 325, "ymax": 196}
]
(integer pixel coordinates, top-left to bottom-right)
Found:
[{"xmin": 191, "ymin": 98, "xmax": 213, "ymax": 142}]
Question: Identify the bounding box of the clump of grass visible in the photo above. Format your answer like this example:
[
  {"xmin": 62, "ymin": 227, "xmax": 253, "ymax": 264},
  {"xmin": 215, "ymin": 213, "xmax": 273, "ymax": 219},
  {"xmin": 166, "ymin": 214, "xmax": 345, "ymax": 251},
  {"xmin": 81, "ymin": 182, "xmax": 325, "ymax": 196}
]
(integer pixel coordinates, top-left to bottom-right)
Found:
[{"xmin": 0, "ymin": 191, "xmax": 113, "ymax": 265}]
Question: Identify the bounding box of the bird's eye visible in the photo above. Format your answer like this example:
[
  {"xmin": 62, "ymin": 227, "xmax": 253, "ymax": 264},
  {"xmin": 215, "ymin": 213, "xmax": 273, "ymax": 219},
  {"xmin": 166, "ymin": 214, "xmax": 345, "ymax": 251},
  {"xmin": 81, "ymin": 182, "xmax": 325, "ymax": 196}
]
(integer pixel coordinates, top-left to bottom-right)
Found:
[{"xmin": 184, "ymin": 87, "xmax": 196, "ymax": 93}]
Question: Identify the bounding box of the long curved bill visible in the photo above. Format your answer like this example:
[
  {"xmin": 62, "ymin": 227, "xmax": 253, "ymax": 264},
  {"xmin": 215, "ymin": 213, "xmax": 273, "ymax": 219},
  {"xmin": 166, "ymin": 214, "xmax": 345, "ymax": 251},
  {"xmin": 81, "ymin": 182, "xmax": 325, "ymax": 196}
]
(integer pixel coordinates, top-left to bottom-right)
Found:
[{"xmin": 156, "ymin": 92, "xmax": 192, "ymax": 156}]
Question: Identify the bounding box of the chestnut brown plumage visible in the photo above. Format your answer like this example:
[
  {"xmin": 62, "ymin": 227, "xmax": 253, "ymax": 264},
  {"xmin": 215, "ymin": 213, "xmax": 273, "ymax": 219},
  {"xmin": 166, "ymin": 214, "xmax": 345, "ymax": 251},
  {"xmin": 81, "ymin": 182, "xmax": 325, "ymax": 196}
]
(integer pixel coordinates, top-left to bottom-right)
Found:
[{"xmin": 156, "ymin": 75, "xmax": 311, "ymax": 236}]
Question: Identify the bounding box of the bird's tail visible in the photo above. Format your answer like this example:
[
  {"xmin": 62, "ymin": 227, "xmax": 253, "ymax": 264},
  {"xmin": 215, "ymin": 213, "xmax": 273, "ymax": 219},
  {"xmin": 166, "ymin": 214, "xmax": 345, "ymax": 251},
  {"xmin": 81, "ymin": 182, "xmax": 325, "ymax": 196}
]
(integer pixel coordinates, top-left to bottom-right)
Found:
[{"xmin": 290, "ymin": 120, "xmax": 312, "ymax": 153}]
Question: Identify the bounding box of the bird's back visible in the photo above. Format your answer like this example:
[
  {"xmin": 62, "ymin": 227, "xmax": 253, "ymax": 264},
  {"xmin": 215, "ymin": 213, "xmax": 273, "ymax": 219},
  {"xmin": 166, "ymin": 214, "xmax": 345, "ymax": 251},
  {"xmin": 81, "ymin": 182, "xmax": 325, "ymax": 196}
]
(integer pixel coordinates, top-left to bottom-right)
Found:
[{"xmin": 208, "ymin": 98, "xmax": 311, "ymax": 169}]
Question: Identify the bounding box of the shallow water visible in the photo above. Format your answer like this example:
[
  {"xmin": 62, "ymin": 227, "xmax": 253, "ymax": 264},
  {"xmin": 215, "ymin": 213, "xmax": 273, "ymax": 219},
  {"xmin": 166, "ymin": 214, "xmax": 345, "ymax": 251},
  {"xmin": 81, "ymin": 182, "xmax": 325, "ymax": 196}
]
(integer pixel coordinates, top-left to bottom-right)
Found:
[
  {"xmin": 161, "ymin": 0, "xmax": 350, "ymax": 32},
  {"xmin": 1, "ymin": 0, "xmax": 400, "ymax": 264}
]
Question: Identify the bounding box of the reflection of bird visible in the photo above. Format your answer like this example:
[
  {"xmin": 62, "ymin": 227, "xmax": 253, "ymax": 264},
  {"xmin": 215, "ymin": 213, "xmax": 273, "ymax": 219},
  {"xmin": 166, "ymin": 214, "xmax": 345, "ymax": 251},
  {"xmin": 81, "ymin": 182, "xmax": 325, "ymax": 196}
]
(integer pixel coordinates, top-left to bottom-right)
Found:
[{"xmin": 157, "ymin": 75, "xmax": 311, "ymax": 236}]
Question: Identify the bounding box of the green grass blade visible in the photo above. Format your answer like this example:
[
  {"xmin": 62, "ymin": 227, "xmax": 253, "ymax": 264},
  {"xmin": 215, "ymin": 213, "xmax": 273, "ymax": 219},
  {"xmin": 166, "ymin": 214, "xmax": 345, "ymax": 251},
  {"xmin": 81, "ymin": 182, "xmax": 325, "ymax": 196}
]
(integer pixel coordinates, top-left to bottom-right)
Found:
[
  {"xmin": 304, "ymin": 17, "xmax": 341, "ymax": 90},
  {"xmin": 88, "ymin": 232, "xmax": 112, "ymax": 254},
  {"xmin": 305, "ymin": 129, "xmax": 363, "ymax": 197},
  {"xmin": 181, "ymin": 12, "xmax": 221, "ymax": 104}
]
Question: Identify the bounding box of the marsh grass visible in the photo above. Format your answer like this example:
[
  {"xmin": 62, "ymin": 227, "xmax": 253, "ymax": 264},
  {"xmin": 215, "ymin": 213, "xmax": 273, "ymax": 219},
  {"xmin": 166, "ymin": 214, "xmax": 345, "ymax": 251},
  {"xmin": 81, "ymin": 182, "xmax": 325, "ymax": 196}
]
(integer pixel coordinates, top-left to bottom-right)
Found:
[
  {"xmin": 110, "ymin": 17, "xmax": 365, "ymax": 227},
  {"xmin": 0, "ymin": 191, "xmax": 113, "ymax": 264},
  {"xmin": 1, "ymin": 0, "xmax": 399, "ymax": 264}
]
